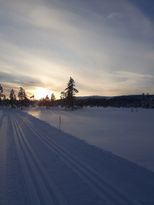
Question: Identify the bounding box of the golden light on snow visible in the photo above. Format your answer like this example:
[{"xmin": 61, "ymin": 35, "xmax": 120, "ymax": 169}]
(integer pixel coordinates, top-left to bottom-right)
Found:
[{"xmin": 34, "ymin": 87, "xmax": 51, "ymax": 100}]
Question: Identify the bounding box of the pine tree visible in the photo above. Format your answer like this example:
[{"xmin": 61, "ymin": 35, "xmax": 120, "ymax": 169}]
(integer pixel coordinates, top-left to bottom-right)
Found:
[
  {"xmin": 51, "ymin": 93, "xmax": 56, "ymax": 106},
  {"xmin": 0, "ymin": 84, "xmax": 3, "ymax": 101},
  {"xmin": 10, "ymin": 89, "xmax": 16, "ymax": 100},
  {"xmin": 18, "ymin": 87, "xmax": 26, "ymax": 101},
  {"xmin": 0, "ymin": 84, "xmax": 3, "ymax": 95},
  {"xmin": 45, "ymin": 95, "xmax": 50, "ymax": 108},
  {"xmin": 9, "ymin": 89, "xmax": 16, "ymax": 108},
  {"xmin": 0, "ymin": 84, "xmax": 6, "ymax": 100},
  {"xmin": 64, "ymin": 77, "xmax": 78, "ymax": 110}
]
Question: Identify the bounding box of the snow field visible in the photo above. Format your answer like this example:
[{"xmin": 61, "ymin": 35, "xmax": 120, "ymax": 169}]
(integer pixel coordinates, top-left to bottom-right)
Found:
[
  {"xmin": 0, "ymin": 109, "xmax": 154, "ymax": 205},
  {"xmin": 27, "ymin": 107, "xmax": 154, "ymax": 171}
]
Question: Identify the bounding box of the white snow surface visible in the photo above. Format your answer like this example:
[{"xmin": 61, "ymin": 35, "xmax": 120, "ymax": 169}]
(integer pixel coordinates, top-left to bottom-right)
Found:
[
  {"xmin": 26, "ymin": 107, "xmax": 154, "ymax": 171},
  {"xmin": 1, "ymin": 109, "xmax": 154, "ymax": 205}
]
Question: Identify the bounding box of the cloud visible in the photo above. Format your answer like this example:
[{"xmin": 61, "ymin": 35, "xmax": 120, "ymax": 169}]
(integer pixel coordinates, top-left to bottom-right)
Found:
[
  {"xmin": 0, "ymin": 71, "xmax": 43, "ymax": 88},
  {"xmin": 103, "ymin": 71, "xmax": 154, "ymax": 95},
  {"xmin": 0, "ymin": 0, "xmax": 153, "ymax": 97}
]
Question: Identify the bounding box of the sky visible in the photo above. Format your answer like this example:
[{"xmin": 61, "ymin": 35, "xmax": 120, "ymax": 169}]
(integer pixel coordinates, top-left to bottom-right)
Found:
[{"xmin": 0, "ymin": 0, "xmax": 154, "ymax": 99}]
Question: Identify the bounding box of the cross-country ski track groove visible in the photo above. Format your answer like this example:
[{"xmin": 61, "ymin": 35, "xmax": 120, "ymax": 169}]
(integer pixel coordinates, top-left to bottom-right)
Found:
[
  {"xmin": 11, "ymin": 116, "xmax": 68, "ymax": 205},
  {"xmin": 15, "ymin": 112, "xmax": 140, "ymax": 205},
  {"xmin": 1, "ymin": 110, "xmax": 154, "ymax": 205}
]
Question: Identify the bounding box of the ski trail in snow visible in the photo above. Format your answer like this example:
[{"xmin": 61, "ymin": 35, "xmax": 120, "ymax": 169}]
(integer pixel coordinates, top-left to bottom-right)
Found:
[
  {"xmin": 0, "ymin": 114, "xmax": 8, "ymax": 204},
  {"xmin": 0, "ymin": 111, "xmax": 29, "ymax": 205},
  {"xmin": 15, "ymin": 112, "xmax": 141, "ymax": 205},
  {"xmin": 11, "ymin": 115, "xmax": 68, "ymax": 205},
  {"xmin": 1, "ymin": 110, "xmax": 154, "ymax": 205}
]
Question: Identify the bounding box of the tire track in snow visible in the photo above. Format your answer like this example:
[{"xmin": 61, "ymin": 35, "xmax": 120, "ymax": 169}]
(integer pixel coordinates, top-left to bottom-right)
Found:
[
  {"xmin": 17, "ymin": 113, "xmax": 141, "ymax": 205},
  {"xmin": 11, "ymin": 114, "xmax": 68, "ymax": 205}
]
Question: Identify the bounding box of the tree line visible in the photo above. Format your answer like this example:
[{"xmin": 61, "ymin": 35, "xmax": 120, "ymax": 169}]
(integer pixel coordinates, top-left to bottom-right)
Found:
[
  {"xmin": 0, "ymin": 77, "xmax": 79, "ymax": 110},
  {"xmin": 1, "ymin": 77, "xmax": 153, "ymax": 109}
]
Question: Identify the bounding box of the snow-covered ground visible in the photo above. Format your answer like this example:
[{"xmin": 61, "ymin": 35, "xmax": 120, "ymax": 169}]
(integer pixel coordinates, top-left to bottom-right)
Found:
[
  {"xmin": 1, "ymin": 109, "xmax": 154, "ymax": 205},
  {"xmin": 26, "ymin": 107, "xmax": 154, "ymax": 172}
]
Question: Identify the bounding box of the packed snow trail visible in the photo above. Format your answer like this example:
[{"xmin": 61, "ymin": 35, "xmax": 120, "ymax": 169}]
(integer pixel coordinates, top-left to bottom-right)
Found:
[{"xmin": 0, "ymin": 110, "xmax": 154, "ymax": 205}]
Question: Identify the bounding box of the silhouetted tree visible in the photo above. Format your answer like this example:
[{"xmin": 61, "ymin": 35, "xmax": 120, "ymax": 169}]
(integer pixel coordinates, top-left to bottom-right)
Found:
[
  {"xmin": 0, "ymin": 84, "xmax": 3, "ymax": 95},
  {"xmin": 45, "ymin": 95, "xmax": 50, "ymax": 108},
  {"xmin": 0, "ymin": 84, "xmax": 3, "ymax": 101},
  {"xmin": 51, "ymin": 93, "xmax": 56, "ymax": 106},
  {"xmin": 18, "ymin": 87, "xmax": 28, "ymax": 108},
  {"xmin": 60, "ymin": 91, "xmax": 66, "ymax": 107},
  {"xmin": 0, "ymin": 84, "xmax": 6, "ymax": 101},
  {"xmin": 9, "ymin": 89, "xmax": 16, "ymax": 108},
  {"xmin": 10, "ymin": 89, "xmax": 16, "ymax": 100},
  {"xmin": 18, "ymin": 87, "xmax": 27, "ymax": 101},
  {"xmin": 64, "ymin": 77, "xmax": 78, "ymax": 110},
  {"xmin": 45, "ymin": 95, "xmax": 49, "ymax": 101}
]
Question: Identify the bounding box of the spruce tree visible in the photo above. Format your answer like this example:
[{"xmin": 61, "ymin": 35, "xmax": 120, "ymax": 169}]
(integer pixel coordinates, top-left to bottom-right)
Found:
[
  {"xmin": 0, "ymin": 84, "xmax": 3, "ymax": 100},
  {"xmin": 10, "ymin": 89, "xmax": 16, "ymax": 100},
  {"xmin": 65, "ymin": 77, "xmax": 78, "ymax": 110},
  {"xmin": 0, "ymin": 84, "xmax": 3, "ymax": 95},
  {"xmin": 51, "ymin": 93, "xmax": 56, "ymax": 106},
  {"xmin": 18, "ymin": 87, "xmax": 26, "ymax": 101},
  {"xmin": 0, "ymin": 84, "xmax": 6, "ymax": 100},
  {"xmin": 18, "ymin": 87, "xmax": 27, "ymax": 108},
  {"xmin": 10, "ymin": 89, "xmax": 16, "ymax": 108}
]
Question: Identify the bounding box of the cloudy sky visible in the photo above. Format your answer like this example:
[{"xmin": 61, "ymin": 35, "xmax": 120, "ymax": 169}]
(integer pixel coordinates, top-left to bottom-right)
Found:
[{"xmin": 0, "ymin": 0, "xmax": 154, "ymax": 98}]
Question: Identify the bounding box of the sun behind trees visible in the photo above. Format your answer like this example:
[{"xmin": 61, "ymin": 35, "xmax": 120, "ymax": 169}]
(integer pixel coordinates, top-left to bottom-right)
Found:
[{"xmin": 0, "ymin": 76, "xmax": 80, "ymax": 109}]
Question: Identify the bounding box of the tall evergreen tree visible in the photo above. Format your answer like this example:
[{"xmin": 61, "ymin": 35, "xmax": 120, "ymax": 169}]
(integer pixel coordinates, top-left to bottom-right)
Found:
[
  {"xmin": 51, "ymin": 93, "xmax": 56, "ymax": 106},
  {"xmin": 0, "ymin": 84, "xmax": 3, "ymax": 94},
  {"xmin": 64, "ymin": 77, "xmax": 78, "ymax": 110},
  {"xmin": 18, "ymin": 87, "xmax": 26, "ymax": 101},
  {"xmin": 0, "ymin": 84, "xmax": 6, "ymax": 100},
  {"xmin": 44, "ymin": 95, "xmax": 50, "ymax": 108},
  {"xmin": 9, "ymin": 89, "xmax": 16, "ymax": 108},
  {"xmin": 18, "ymin": 87, "xmax": 27, "ymax": 108},
  {"xmin": 0, "ymin": 84, "xmax": 3, "ymax": 101},
  {"xmin": 10, "ymin": 89, "xmax": 16, "ymax": 100}
]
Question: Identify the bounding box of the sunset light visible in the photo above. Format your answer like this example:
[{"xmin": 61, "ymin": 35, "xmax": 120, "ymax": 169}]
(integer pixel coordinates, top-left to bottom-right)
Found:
[
  {"xmin": 0, "ymin": 0, "xmax": 154, "ymax": 204},
  {"xmin": 34, "ymin": 87, "xmax": 51, "ymax": 100},
  {"xmin": 0, "ymin": 0, "xmax": 153, "ymax": 96}
]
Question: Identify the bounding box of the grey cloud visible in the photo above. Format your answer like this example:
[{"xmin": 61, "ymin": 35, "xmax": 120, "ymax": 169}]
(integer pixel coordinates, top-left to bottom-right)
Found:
[{"xmin": 0, "ymin": 71, "xmax": 43, "ymax": 88}]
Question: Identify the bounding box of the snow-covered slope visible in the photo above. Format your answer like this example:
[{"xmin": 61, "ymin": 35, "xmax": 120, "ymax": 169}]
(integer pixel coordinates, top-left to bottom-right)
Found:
[
  {"xmin": 0, "ymin": 109, "xmax": 154, "ymax": 205},
  {"xmin": 26, "ymin": 107, "xmax": 154, "ymax": 171}
]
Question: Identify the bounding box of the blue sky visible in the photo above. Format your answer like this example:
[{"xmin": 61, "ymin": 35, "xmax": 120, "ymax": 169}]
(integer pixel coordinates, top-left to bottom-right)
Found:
[{"xmin": 0, "ymin": 0, "xmax": 153, "ymax": 98}]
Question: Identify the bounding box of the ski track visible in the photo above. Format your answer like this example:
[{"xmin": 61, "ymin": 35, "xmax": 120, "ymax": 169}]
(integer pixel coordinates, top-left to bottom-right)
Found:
[
  {"xmin": 0, "ymin": 109, "xmax": 154, "ymax": 205},
  {"xmin": 12, "ymin": 118, "xmax": 65, "ymax": 205},
  {"xmin": 16, "ymin": 113, "xmax": 140, "ymax": 205}
]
